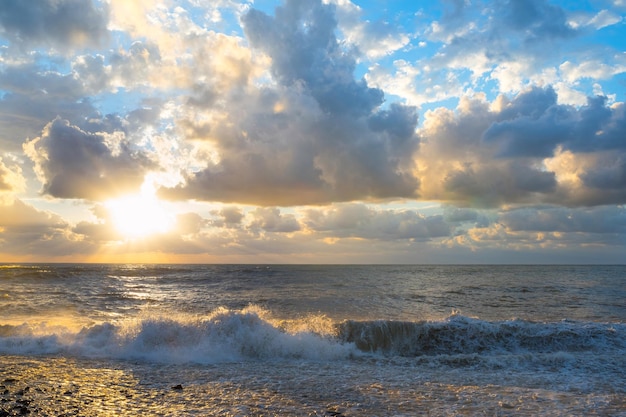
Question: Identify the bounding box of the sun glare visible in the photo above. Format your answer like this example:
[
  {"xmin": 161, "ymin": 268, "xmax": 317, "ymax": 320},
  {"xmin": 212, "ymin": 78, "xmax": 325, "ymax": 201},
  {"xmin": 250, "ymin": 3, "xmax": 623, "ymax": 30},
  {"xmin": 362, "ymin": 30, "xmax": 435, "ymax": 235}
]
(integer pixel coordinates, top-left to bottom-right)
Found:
[{"xmin": 106, "ymin": 193, "xmax": 175, "ymax": 239}]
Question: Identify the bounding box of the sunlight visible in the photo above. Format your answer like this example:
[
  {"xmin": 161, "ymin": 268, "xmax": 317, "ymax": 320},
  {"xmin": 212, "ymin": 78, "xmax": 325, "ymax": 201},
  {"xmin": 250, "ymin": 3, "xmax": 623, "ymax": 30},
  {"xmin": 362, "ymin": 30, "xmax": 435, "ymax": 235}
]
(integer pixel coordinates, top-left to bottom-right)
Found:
[{"xmin": 106, "ymin": 192, "xmax": 175, "ymax": 239}]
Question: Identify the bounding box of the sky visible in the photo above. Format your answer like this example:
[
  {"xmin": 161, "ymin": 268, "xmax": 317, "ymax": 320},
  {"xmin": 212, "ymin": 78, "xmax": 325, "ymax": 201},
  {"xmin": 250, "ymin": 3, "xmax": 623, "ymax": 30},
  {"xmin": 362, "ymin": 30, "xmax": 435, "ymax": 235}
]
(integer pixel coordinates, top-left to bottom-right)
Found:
[{"xmin": 0, "ymin": 0, "xmax": 625, "ymax": 264}]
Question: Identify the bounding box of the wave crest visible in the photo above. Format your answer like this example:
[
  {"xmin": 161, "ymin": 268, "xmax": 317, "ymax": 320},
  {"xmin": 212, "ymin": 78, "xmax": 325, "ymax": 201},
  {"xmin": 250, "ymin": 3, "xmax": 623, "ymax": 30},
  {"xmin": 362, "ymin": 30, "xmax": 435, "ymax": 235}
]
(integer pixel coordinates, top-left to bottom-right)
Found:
[
  {"xmin": 1, "ymin": 310, "xmax": 624, "ymax": 364},
  {"xmin": 336, "ymin": 314, "xmax": 625, "ymax": 356},
  {"xmin": 0, "ymin": 306, "xmax": 354, "ymax": 363}
]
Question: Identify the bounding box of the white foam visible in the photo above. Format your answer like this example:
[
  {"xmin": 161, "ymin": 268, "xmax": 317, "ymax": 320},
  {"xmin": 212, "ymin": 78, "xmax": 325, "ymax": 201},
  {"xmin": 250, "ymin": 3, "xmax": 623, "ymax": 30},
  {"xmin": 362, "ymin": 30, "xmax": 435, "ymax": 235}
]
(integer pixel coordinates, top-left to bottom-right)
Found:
[
  {"xmin": 0, "ymin": 306, "xmax": 357, "ymax": 364},
  {"xmin": 1, "ymin": 309, "xmax": 624, "ymax": 371}
]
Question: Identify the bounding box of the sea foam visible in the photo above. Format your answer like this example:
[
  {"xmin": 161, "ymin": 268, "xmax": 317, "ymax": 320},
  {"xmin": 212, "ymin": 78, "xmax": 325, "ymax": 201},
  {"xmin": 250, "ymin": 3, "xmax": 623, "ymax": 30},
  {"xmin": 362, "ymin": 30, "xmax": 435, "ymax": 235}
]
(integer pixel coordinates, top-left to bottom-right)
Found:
[{"xmin": 0, "ymin": 306, "xmax": 355, "ymax": 363}]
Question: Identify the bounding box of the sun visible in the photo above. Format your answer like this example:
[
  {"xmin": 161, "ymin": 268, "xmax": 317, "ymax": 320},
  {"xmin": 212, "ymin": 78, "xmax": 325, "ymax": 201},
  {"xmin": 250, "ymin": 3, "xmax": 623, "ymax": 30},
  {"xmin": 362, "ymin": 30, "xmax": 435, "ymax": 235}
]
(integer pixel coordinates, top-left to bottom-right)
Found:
[{"xmin": 105, "ymin": 193, "xmax": 175, "ymax": 239}]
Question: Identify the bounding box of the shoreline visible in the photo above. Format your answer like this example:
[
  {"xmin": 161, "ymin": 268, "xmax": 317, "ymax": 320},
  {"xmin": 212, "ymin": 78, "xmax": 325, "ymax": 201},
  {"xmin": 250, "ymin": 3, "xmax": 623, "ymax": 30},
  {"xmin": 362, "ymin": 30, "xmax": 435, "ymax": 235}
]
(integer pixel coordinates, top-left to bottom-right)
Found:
[{"xmin": 2, "ymin": 355, "xmax": 625, "ymax": 416}]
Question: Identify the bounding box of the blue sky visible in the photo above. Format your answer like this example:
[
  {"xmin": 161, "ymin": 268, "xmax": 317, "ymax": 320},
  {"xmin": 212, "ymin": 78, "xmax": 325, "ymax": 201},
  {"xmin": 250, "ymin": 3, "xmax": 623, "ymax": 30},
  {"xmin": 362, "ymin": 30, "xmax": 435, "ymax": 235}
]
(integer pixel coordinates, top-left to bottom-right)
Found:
[{"xmin": 0, "ymin": 0, "xmax": 625, "ymax": 263}]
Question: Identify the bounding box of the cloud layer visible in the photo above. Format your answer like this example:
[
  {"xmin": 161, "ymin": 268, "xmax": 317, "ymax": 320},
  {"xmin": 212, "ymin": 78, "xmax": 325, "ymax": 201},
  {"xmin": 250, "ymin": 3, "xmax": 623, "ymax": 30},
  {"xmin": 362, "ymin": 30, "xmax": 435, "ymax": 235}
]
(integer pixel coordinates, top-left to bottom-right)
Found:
[{"xmin": 0, "ymin": 0, "xmax": 624, "ymax": 262}]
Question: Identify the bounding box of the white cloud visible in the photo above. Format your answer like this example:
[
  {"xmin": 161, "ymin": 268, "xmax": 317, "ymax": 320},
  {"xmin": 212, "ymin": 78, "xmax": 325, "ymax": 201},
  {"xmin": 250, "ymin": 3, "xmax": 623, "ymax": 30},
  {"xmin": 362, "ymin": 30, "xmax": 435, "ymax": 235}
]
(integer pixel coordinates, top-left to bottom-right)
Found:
[
  {"xmin": 571, "ymin": 9, "xmax": 623, "ymax": 29},
  {"xmin": 559, "ymin": 59, "xmax": 626, "ymax": 84},
  {"xmin": 0, "ymin": 155, "xmax": 25, "ymax": 196},
  {"xmin": 330, "ymin": 0, "xmax": 410, "ymax": 59}
]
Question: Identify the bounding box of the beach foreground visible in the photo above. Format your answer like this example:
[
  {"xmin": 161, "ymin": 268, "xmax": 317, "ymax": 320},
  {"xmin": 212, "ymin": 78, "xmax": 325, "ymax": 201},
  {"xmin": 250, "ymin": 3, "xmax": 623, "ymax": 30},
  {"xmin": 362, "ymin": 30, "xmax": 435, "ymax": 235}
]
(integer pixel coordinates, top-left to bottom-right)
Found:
[{"xmin": 2, "ymin": 355, "xmax": 625, "ymax": 416}]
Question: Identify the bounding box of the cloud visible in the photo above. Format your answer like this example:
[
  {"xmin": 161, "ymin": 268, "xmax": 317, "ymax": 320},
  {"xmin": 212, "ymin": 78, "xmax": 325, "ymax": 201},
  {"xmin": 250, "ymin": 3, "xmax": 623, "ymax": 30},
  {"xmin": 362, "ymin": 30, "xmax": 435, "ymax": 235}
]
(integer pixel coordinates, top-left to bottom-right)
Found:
[
  {"xmin": 485, "ymin": 93, "xmax": 626, "ymax": 156},
  {"xmin": 369, "ymin": 0, "xmax": 608, "ymax": 106},
  {"xmin": 71, "ymin": 206, "xmax": 209, "ymax": 244},
  {"xmin": 500, "ymin": 205, "xmax": 626, "ymax": 234},
  {"xmin": 108, "ymin": 41, "xmax": 165, "ymax": 89},
  {"xmin": 418, "ymin": 87, "xmax": 626, "ymax": 207},
  {"xmin": 176, "ymin": 212, "xmax": 208, "ymax": 235},
  {"xmin": 72, "ymin": 219, "xmax": 119, "ymax": 243},
  {"xmin": 574, "ymin": 9, "xmax": 623, "ymax": 29},
  {"xmin": 0, "ymin": 155, "xmax": 24, "ymax": 194},
  {"xmin": 0, "ymin": 62, "xmax": 99, "ymax": 150},
  {"xmin": 24, "ymin": 118, "xmax": 155, "ymax": 200},
  {"xmin": 249, "ymin": 207, "xmax": 301, "ymax": 233},
  {"xmin": 494, "ymin": 0, "xmax": 577, "ymax": 43},
  {"xmin": 443, "ymin": 219, "xmax": 626, "ymax": 263},
  {"xmin": 0, "ymin": 198, "xmax": 90, "ymax": 257},
  {"xmin": 428, "ymin": 0, "xmax": 577, "ymax": 52},
  {"xmin": 210, "ymin": 207, "xmax": 245, "ymax": 228},
  {"xmin": 242, "ymin": 0, "xmax": 382, "ymax": 117},
  {"xmin": 366, "ymin": 58, "xmax": 468, "ymax": 107},
  {"xmin": 559, "ymin": 59, "xmax": 626, "ymax": 85},
  {"xmin": 442, "ymin": 207, "xmax": 480, "ymax": 223},
  {"xmin": 581, "ymin": 154, "xmax": 626, "ymax": 191},
  {"xmin": 331, "ymin": 0, "xmax": 410, "ymax": 59},
  {"xmin": 440, "ymin": 204, "xmax": 626, "ymax": 259},
  {"xmin": 162, "ymin": 0, "xmax": 420, "ymax": 205},
  {"xmin": 0, "ymin": 0, "xmax": 624, "ymax": 263},
  {"xmin": 304, "ymin": 203, "xmax": 451, "ymax": 241},
  {"xmin": 0, "ymin": 0, "xmax": 109, "ymax": 49}
]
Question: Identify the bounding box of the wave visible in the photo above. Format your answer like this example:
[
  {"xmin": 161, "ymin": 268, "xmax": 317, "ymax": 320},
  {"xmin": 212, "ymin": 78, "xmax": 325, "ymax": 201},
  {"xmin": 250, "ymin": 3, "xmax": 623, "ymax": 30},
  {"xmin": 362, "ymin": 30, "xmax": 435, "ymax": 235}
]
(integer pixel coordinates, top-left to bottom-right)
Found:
[
  {"xmin": 1, "ymin": 309, "xmax": 624, "ymax": 364},
  {"xmin": 0, "ymin": 306, "xmax": 353, "ymax": 363},
  {"xmin": 337, "ymin": 313, "xmax": 626, "ymax": 356}
]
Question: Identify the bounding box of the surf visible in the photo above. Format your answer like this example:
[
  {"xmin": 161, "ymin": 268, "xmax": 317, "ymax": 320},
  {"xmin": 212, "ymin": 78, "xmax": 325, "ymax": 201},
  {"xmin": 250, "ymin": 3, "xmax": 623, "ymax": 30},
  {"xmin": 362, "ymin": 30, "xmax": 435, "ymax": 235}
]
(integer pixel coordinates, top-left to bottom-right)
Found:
[{"xmin": 1, "ymin": 307, "xmax": 624, "ymax": 367}]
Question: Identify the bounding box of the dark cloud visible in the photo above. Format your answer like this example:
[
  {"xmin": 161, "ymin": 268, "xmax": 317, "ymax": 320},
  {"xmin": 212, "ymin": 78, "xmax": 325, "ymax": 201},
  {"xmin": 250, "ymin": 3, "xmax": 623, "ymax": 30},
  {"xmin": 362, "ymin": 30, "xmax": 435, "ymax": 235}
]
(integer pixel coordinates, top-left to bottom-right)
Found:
[
  {"xmin": 109, "ymin": 41, "xmax": 163, "ymax": 88},
  {"xmin": 443, "ymin": 162, "xmax": 557, "ymax": 207},
  {"xmin": 571, "ymin": 153, "xmax": 626, "ymax": 206},
  {"xmin": 243, "ymin": 0, "xmax": 383, "ymax": 117},
  {"xmin": 72, "ymin": 220, "xmax": 119, "ymax": 243},
  {"xmin": 163, "ymin": 0, "xmax": 420, "ymax": 205},
  {"xmin": 24, "ymin": 118, "xmax": 155, "ymax": 200},
  {"xmin": 0, "ymin": 63, "xmax": 99, "ymax": 150},
  {"xmin": 421, "ymin": 87, "xmax": 626, "ymax": 207},
  {"xmin": 72, "ymin": 54, "xmax": 110, "ymax": 93},
  {"xmin": 0, "ymin": 37, "xmax": 160, "ymax": 152},
  {"xmin": 304, "ymin": 204, "xmax": 451, "ymax": 241},
  {"xmin": 495, "ymin": 0, "xmax": 576, "ymax": 43},
  {"xmin": 443, "ymin": 207, "xmax": 479, "ymax": 223},
  {"xmin": 249, "ymin": 207, "xmax": 300, "ymax": 233},
  {"xmin": 430, "ymin": 0, "xmax": 576, "ymax": 50},
  {"xmin": 500, "ymin": 206, "xmax": 626, "ymax": 234},
  {"xmin": 497, "ymin": 85, "xmax": 558, "ymax": 120},
  {"xmin": 0, "ymin": 0, "xmax": 109, "ymax": 49},
  {"xmin": 368, "ymin": 103, "xmax": 419, "ymax": 145},
  {"xmin": 484, "ymin": 91, "xmax": 624, "ymax": 158},
  {"xmin": 582, "ymin": 155, "xmax": 626, "ymax": 190},
  {"xmin": 213, "ymin": 207, "xmax": 244, "ymax": 227}
]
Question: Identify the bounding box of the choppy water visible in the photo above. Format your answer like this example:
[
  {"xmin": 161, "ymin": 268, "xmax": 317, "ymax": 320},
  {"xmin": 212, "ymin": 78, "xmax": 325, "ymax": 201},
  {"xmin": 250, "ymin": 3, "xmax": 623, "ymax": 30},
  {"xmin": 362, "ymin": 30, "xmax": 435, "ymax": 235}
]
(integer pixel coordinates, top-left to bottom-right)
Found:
[{"xmin": 1, "ymin": 264, "xmax": 625, "ymax": 416}]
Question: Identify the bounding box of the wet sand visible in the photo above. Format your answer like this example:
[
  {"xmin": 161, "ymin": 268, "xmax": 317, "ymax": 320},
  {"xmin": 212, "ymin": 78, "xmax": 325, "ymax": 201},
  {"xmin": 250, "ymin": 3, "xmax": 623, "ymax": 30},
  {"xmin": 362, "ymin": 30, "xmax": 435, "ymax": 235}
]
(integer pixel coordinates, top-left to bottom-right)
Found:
[{"xmin": 2, "ymin": 355, "xmax": 625, "ymax": 416}]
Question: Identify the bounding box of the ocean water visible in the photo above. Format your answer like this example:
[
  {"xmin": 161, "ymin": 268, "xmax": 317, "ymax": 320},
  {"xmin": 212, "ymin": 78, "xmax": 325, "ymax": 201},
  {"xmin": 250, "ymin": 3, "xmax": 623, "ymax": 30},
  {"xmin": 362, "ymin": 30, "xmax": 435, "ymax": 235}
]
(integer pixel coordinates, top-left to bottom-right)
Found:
[{"xmin": 0, "ymin": 264, "xmax": 625, "ymax": 416}]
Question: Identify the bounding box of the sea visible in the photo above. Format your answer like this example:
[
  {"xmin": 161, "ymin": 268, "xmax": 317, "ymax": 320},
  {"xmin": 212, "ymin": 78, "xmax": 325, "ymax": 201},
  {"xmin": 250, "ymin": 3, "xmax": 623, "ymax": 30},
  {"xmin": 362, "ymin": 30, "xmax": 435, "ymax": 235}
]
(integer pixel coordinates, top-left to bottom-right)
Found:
[{"xmin": 0, "ymin": 264, "xmax": 624, "ymax": 416}]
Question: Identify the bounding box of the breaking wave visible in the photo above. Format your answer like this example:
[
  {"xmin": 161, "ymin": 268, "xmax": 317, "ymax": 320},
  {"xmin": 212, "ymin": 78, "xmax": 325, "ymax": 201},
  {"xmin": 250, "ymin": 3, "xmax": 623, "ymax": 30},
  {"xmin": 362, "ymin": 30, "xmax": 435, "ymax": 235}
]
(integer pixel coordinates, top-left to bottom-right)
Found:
[
  {"xmin": 337, "ymin": 313, "xmax": 625, "ymax": 356},
  {"xmin": 1, "ymin": 308, "xmax": 624, "ymax": 365}
]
